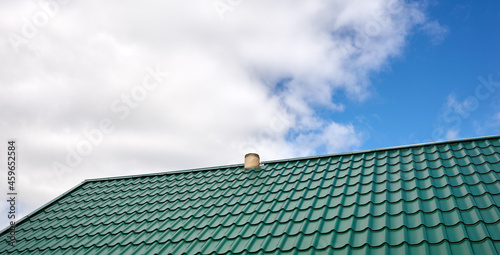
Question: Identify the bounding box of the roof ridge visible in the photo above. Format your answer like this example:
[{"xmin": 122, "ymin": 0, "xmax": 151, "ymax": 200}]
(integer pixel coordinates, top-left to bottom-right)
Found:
[{"xmin": 83, "ymin": 134, "xmax": 500, "ymax": 183}]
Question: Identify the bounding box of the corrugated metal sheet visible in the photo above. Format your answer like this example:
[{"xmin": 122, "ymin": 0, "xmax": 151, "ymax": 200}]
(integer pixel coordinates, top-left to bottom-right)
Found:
[{"xmin": 1, "ymin": 136, "xmax": 500, "ymax": 254}]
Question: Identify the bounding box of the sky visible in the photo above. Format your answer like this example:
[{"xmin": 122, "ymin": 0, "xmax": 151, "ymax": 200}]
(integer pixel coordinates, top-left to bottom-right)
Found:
[{"xmin": 0, "ymin": 0, "xmax": 499, "ymax": 228}]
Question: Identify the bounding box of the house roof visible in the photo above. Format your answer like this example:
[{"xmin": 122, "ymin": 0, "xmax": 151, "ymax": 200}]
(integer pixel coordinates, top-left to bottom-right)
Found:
[{"xmin": 2, "ymin": 135, "xmax": 500, "ymax": 254}]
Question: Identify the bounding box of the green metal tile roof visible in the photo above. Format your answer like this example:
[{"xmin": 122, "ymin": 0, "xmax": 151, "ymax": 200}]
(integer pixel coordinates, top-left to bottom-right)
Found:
[{"xmin": 2, "ymin": 135, "xmax": 500, "ymax": 254}]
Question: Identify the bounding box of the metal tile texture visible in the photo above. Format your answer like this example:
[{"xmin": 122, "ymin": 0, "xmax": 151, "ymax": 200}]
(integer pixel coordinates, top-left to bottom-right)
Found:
[{"xmin": 1, "ymin": 135, "xmax": 500, "ymax": 254}]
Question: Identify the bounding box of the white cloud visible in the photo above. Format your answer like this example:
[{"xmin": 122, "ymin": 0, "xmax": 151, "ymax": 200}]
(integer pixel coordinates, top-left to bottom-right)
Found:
[
  {"xmin": 445, "ymin": 129, "xmax": 460, "ymax": 140},
  {"xmin": 0, "ymin": 0, "xmax": 438, "ymax": 226},
  {"xmin": 420, "ymin": 20, "xmax": 449, "ymax": 45},
  {"xmin": 296, "ymin": 122, "xmax": 363, "ymax": 155}
]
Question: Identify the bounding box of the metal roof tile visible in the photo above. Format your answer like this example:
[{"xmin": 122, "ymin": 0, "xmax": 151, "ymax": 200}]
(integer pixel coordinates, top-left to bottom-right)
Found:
[{"xmin": 3, "ymin": 136, "xmax": 500, "ymax": 254}]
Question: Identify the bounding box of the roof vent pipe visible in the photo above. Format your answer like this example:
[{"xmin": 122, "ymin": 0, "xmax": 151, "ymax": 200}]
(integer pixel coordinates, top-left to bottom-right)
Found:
[{"xmin": 244, "ymin": 153, "xmax": 260, "ymax": 169}]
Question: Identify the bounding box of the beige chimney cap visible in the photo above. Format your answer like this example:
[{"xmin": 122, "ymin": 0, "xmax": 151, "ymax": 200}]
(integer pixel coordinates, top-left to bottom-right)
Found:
[{"xmin": 244, "ymin": 153, "xmax": 260, "ymax": 168}]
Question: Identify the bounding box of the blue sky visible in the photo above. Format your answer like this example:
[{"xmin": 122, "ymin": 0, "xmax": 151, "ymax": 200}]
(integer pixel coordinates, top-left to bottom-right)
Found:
[
  {"xmin": 318, "ymin": 0, "xmax": 500, "ymax": 153},
  {"xmin": 1, "ymin": 0, "xmax": 499, "ymax": 227}
]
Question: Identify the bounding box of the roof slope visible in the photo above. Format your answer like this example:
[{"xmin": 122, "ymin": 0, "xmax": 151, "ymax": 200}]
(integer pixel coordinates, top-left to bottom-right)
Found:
[{"xmin": 2, "ymin": 135, "xmax": 500, "ymax": 254}]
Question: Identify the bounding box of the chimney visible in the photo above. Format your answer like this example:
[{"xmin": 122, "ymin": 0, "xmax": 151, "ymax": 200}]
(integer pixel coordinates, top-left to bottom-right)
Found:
[{"xmin": 244, "ymin": 153, "xmax": 260, "ymax": 168}]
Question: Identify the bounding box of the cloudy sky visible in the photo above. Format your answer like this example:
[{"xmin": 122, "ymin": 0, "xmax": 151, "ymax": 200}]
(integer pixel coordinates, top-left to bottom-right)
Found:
[{"xmin": 1, "ymin": 0, "xmax": 499, "ymax": 227}]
